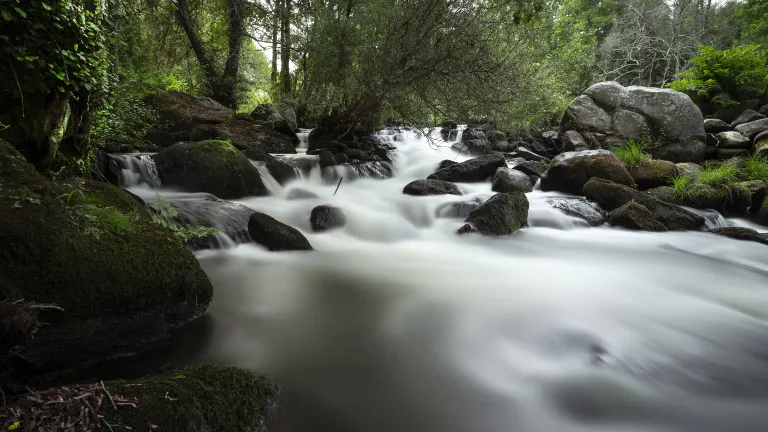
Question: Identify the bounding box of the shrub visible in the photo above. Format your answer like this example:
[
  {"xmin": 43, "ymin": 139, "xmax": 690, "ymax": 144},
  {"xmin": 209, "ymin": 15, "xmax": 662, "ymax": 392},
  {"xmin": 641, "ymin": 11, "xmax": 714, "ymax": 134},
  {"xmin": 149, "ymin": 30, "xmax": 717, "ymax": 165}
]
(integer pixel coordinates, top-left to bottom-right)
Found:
[
  {"xmin": 668, "ymin": 45, "xmax": 768, "ymax": 108},
  {"xmin": 613, "ymin": 139, "xmax": 651, "ymax": 165},
  {"xmin": 743, "ymin": 154, "xmax": 768, "ymax": 182}
]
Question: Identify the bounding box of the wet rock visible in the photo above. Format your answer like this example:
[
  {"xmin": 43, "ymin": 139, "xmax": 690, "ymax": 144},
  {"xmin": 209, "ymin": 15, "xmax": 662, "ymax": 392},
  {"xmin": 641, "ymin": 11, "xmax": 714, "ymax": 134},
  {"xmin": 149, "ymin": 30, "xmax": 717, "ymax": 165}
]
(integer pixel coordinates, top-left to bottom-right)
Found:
[
  {"xmin": 462, "ymin": 192, "xmax": 529, "ymax": 235},
  {"xmin": 715, "ymin": 131, "xmax": 751, "ymax": 149},
  {"xmin": 285, "ymin": 188, "xmax": 320, "ymax": 200},
  {"xmin": 540, "ymin": 150, "xmax": 634, "ymax": 195},
  {"xmin": 154, "ymin": 140, "xmax": 267, "ymax": 199},
  {"xmin": 265, "ymin": 154, "xmax": 297, "ymax": 185},
  {"xmin": 546, "ymin": 197, "xmax": 606, "ymax": 226},
  {"xmin": 512, "ymin": 160, "xmax": 548, "ymax": 184},
  {"xmin": 454, "ymin": 138, "xmax": 493, "ymax": 155},
  {"xmin": 629, "ymin": 160, "xmax": 679, "ymax": 190},
  {"xmin": 403, "ymin": 179, "xmax": 462, "ymax": 196},
  {"xmin": 437, "ymin": 159, "xmax": 459, "ymax": 171},
  {"xmin": 561, "ymin": 130, "xmax": 587, "ymax": 152},
  {"xmin": 608, "ymin": 200, "xmax": 667, "ymax": 231},
  {"xmin": 731, "ymin": 109, "xmax": 766, "ymax": 128},
  {"xmin": 759, "ymin": 197, "xmax": 768, "ymax": 226},
  {"xmin": 516, "ymin": 147, "xmax": 551, "ymax": 163},
  {"xmin": 145, "ymin": 129, "xmax": 190, "ymax": 148},
  {"xmin": 428, "ymin": 153, "xmax": 506, "ymax": 183},
  {"xmin": 319, "ymin": 151, "xmax": 336, "ymax": 168},
  {"xmin": 335, "ymin": 153, "xmax": 349, "ymax": 164},
  {"xmin": 436, "ymin": 199, "xmax": 483, "ymax": 219},
  {"xmin": 703, "ymin": 119, "xmax": 731, "ymax": 134},
  {"xmin": 584, "ymin": 178, "xmax": 704, "ymax": 230},
  {"xmin": 310, "ymin": 205, "xmax": 347, "ymax": 232},
  {"xmin": 170, "ymin": 198, "xmax": 255, "ymax": 248},
  {"xmin": 734, "ymin": 118, "xmax": 768, "ymax": 141},
  {"xmin": 492, "ymin": 167, "xmax": 533, "ymax": 193},
  {"xmin": 709, "ymin": 227, "xmax": 768, "ymax": 246},
  {"xmin": 248, "ymin": 212, "xmax": 313, "ymax": 251},
  {"xmin": 344, "ymin": 149, "xmax": 369, "ymax": 161},
  {"xmin": 144, "ymin": 91, "xmax": 232, "ymax": 133}
]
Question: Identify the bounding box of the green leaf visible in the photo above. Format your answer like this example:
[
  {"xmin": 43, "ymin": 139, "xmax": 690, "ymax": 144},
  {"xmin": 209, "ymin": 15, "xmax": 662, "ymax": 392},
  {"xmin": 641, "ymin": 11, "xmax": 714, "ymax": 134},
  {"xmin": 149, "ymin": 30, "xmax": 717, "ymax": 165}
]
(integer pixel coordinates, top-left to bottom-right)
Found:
[
  {"xmin": 14, "ymin": 7, "xmax": 26, "ymax": 18},
  {"xmin": 42, "ymin": 2, "xmax": 51, "ymax": 10},
  {"xmin": 1, "ymin": 10, "xmax": 12, "ymax": 20},
  {"xmin": 73, "ymin": 43, "xmax": 78, "ymax": 51}
]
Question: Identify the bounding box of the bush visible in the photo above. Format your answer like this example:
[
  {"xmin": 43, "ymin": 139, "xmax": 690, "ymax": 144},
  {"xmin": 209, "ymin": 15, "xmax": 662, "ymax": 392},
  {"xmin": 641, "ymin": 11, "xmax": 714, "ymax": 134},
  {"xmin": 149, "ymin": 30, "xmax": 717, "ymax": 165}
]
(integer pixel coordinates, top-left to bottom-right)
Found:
[
  {"xmin": 613, "ymin": 139, "xmax": 651, "ymax": 165},
  {"xmin": 668, "ymin": 45, "xmax": 768, "ymax": 108}
]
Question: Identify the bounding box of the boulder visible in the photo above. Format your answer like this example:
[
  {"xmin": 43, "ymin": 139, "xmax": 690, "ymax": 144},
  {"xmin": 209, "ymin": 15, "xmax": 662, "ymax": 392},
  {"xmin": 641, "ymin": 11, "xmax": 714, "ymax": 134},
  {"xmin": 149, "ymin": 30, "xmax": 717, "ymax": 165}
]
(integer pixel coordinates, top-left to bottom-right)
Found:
[
  {"xmin": 437, "ymin": 159, "xmax": 459, "ymax": 171},
  {"xmin": 512, "ymin": 160, "xmax": 548, "ymax": 184},
  {"xmin": 285, "ymin": 188, "xmax": 320, "ymax": 200},
  {"xmin": 461, "ymin": 192, "xmax": 529, "ymax": 235},
  {"xmin": 154, "ymin": 141, "xmax": 267, "ymax": 199},
  {"xmin": 629, "ymin": 160, "xmax": 679, "ymax": 190},
  {"xmin": 190, "ymin": 123, "xmax": 229, "ymax": 142},
  {"xmin": 335, "ymin": 153, "xmax": 349, "ymax": 164},
  {"xmin": 265, "ymin": 154, "xmax": 296, "ymax": 185},
  {"xmin": 759, "ymin": 197, "xmax": 768, "ymax": 226},
  {"xmin": 709, "ymin": 227, "xmax": 768, "ymax": 246},
  {"xmin": 561, "ymin": 130, "xmax": 587, "ymax": 152},
  {"xmin": 621, "ymin": 86, "xmax": 705, "ymax": 142},
  {"xmin": 201, "ymin": 120, "xmax": 296, "ymax": 158},
  {"xmin": 654, "ymin": 140, "xmax": 706, "ymax": 163},
  {"xmin": 612, "ymin": 109, "xmax": 650, "ymax": 139},
  {"xmin": 248, "ymin": 212, "xmax": 313, "ymax": 251},
  {"xmin": 717, "ymin": 148, "xmax": 750, "ymax": 159},
  {"xmin": 515, "ymin": 147, "xmax": 550, "ymax": 163},
  {"xmin": 755, "ymin": 130, "xmax": 768, "ymax": 144},
  {"xmin": 542, "ymin": 131, "xmax": 561, "ymax": 152},
  {"xmin": 583, "ymin": 177, "xmax": 704, "ymax": 230},
  {"xmin": 675, "ymin": 162, "xmax": 703, "ymax": 180},
  {"xmin": 703, "ymin": 119, "xmax": 731, "ymax": 134},
  {"xmin": 760, "ymin": 105, "xmax": 768, "ymax": 116},
  {"xmin": 0, "ymin": 140, "xmax": 212, "ymax": 378},
  {"xmin": 608, "ymin": 200, "xmax": 667, "ymax": 231},
  {"xmin": 403, "ymin": 179, "xmax": 462, "ymax": 196},
  {"xmin": 2, "ymin": 364, "xmax": 279, "ymax": 431},
  {"xmin": 143, "ymin": 91, "xmax": 232, "ymax": 133},
  {"xmin": 731, "ymin": 109, "xmax": 766, "ymax": 128},
  {"xmin": 492, "ymin": 167, "xmax": 533, "ymax": 193},
  {"xmin": 168, "ymin": 197, "xmax": 255, "ymax": 249},
  {"xmin": 715, "ymin": 131, "xmax": 750, "ymax": 148},
  {"xmin": 455, "ymin": 129, "xmax": 492, "ymax": 155},
  {"xmin": 436, "ymin": 199, "xmax": 483, "ymax": 218},
  {"xmin": 319, "ymin": 151, "xmax": 336, "ymax": 168},
  {"xmin": 560, "ymin": 95, "xmax": 612, "ymax": 133},
  {"xmin": 583, "ymin": 81, "xmax": 627, "ymax": 111},
  {"xmin": 734, "ymin": 118, "xmax": 768, "ymax": 141},
  {"xmin": 546, "ymin": 197, "xmax": 606, "ymax": 226},
  {"xmin": 756, "ymin": 140, "xmax": 768, "ymax": 158},
  {"xmin": 427, "ymin": 153, "xmax": 506, "ymax": 183},
  {"xmin": 741, "ymin": 180, "xmax": 768, "ymax": 213},
  {"xmin": 540, "ymin": 150, "xmax": 634, "ymax": 195},
  {"xmin": 145, "ymin": 129, "xmax": 190, "ymax": 148},
  {"xmin": 310, "ymin": 205, "xmax": 347, "ymax": 232}
]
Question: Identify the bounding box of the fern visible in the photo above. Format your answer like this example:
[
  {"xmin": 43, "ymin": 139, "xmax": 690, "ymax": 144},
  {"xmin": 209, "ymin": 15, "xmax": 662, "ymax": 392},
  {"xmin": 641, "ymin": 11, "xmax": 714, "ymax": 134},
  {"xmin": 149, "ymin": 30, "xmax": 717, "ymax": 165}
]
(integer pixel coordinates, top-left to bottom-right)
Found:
[{"xmin": 150, "ymin": 196, "xmax": 222, "ymax": 242}]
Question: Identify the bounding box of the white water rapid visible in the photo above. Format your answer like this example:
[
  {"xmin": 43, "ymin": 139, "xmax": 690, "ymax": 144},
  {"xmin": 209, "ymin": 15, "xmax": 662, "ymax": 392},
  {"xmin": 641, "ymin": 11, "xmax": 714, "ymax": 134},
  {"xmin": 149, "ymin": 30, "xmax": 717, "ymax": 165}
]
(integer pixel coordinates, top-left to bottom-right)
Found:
[{"xmin": 122, "ymin": 129, "xmax": 768, "ymax": 432}]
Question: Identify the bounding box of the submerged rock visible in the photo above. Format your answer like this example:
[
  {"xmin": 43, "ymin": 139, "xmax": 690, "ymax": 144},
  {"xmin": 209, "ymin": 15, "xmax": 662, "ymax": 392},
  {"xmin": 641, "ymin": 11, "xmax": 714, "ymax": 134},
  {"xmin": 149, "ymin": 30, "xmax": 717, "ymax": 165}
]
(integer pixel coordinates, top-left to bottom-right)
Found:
[
  {"xmin": 461, "ymin": 192, "xmax": 529, "ymax": 235},
  {"xmin": 608, "ymin": 201, "xmax": 667, "ymax": 231},
  {"xmin": 265, "ymin": 154, "xmax": 297, "ymax": 185},
  {"xmin": 310, "ymin": 205, "xmax": 347, "ymax": 232},
  {"xmin": 403, "ymin": 179, "xmax": 462, "ymax": 196},
  {"xmin": 0, "ymin": 140, "xmax": 212, "ymax": 379},
  {"xmin": 492, "ymin": 167, "xmax": 533, "ymax": 193},
  {"xmin": 154, "ymin": 140, "xmax": 267, "ymax": 199},
  {"xmin": 540, "ymin": 150, "xmax": 634, "ymax": 195},
  {"xmin": 546, "ymin": 197, "xmax": 606, "ymax": 226},
  {"xmin": 709, "ymin": 227, "xmax": 768, "ymax": 246},
  {"xmin": 428, "ymin": 153, "xmax": 506, "ymax": 183},
  {"xmin": 436, "ymin": 199, "xmax": 483, "ymax": 219},
  {"xmin": 584, "ymin": 178, "xmax": 704, "ymax": 230},
  {"xmin": 248, "ymin": 212, "xmax": 313, "ymax": 251},
  {"xmin": 285, "ymin": 187, "xmax": 320, "ymax": 200}
]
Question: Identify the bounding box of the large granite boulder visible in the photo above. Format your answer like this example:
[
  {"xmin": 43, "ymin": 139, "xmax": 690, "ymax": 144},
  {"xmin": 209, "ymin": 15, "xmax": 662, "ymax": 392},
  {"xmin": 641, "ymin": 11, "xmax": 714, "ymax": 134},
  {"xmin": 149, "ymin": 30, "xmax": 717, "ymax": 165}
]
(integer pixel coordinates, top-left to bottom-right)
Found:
[
  {"xmin": 560, "ymin": 82, "xmax": 706, "ymax": 162},
  {"xmin": 540, "ymin": 150, "xmax": 634, "ymax": 195}
]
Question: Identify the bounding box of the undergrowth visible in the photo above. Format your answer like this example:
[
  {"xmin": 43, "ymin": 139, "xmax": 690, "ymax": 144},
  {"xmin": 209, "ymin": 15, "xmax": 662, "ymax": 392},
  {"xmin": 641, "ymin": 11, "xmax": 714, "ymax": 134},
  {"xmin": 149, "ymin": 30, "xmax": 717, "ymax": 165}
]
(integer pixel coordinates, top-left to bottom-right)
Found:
[{"xmin": 149, "ymin": 197, "xmax": 221, "ymax": 243}]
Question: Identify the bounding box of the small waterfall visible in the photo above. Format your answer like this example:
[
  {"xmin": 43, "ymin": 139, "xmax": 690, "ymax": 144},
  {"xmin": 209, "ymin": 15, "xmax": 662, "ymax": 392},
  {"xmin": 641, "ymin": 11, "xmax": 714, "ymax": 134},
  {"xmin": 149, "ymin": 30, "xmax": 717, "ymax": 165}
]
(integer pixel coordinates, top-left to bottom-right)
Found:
[
  {"xmin": 297, "ymin": 129, "xmax": 312, "ymax": 150},
  {"xmin": 108, "ymin": 153, "xmax": 161, "ymax": 188},
  {"xmin": 252, "ymin": 161, "xmax": 284, "ymax": 195}
]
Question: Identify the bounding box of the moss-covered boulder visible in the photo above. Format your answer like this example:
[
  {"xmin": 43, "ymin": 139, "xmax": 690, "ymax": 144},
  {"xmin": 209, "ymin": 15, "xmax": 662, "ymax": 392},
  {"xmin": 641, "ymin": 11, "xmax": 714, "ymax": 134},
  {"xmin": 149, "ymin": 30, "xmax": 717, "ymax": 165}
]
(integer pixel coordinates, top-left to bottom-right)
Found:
[
  {"xmin": 584, "ymin": 178, "xmax": 704, "ymax": 230},
  {"xmin": 0, "ymin": 140, "xmax": 212, "ymax": 379},
  {"xmin": 200, "ymin": 119, "xmax": 296, "ymax": 158},
  {"xmin": 647, "ymin": 183, "xmax": 751, "ymax": 215},
  {"xmin": 154, "ymin": 140, "xmax": 267, "ymax": 199},
  {"xmin": 541, "ymin": 150, "xmax": 634, "ymax": 195},
  {"xmin": 608, "ymin": 200, "xmax": 667, "ymax": 231},
  {"xmin": 248, "ymin": 212, "xmax": 313, "ymax": 251},
  {"xmin": 459, "ymin": 192, "xmax": 529, "ymax": 235},
  {"xmin": 629, "ymin": 160, "xmax": 678, "ymax": 190},
  {"xmin": 0, "ymin": 364, "xmax": 280, "ymax": 432},
  {"xmin": 144, "ymin": 91, "xmax": 232, "ymax": 133}
]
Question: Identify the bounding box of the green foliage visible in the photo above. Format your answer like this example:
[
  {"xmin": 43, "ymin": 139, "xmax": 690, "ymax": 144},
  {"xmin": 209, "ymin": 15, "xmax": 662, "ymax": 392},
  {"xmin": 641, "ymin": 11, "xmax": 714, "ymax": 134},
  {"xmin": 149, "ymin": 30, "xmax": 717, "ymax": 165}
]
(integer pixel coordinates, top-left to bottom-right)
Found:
[
  {"xmin": 613, "ymin": 139, "xmax": 651, "ymax": 165},
  {"xmin": 668, "ymin": 45, "xmax": 768, "ymax": 108},
  {"xmin": 0, "ymin": 0, "xmax": 109, "ymax": 96},
  {"xmin": 90, "ymin": 84, "xmax": 158, "ymax": 145},
  {"xmin": 80, "ymin": 204, "xmax": 132, "ymax": 238},
  {"xmin": 743, "ymin": 154, "xmax": 768, "ymax": 182},
  {"xmin": 149, "ymin": 197, "xmax": 221, "ymax": 243},
  {"xmin": 671, "ymin": 175, "xmax": 694, "ymax": 201},
  {"xmin": 697, "ymin": 162, "xmax": 740, "ymax": 187}
]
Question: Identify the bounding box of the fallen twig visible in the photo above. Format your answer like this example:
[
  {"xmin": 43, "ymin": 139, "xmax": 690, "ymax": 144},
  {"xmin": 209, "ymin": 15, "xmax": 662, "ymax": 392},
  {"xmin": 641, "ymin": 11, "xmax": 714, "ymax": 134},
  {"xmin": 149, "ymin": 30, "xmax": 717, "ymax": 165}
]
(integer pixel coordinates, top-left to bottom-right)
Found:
[
  {"xmin": 334, "ymin": 177, "xmax": 343, "ymax": 196},
  {"xmin": 101, "ymin": 381, "xmax": 118, "ymax": 410}
]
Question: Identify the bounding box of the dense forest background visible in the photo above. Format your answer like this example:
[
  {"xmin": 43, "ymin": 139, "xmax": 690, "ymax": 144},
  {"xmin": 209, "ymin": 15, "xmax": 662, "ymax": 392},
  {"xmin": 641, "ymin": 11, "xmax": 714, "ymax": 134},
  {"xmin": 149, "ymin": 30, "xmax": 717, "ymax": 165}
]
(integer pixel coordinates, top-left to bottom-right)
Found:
[{"xmin": 0, "ymin": 0, "xmax": 766, "ymax": 173}]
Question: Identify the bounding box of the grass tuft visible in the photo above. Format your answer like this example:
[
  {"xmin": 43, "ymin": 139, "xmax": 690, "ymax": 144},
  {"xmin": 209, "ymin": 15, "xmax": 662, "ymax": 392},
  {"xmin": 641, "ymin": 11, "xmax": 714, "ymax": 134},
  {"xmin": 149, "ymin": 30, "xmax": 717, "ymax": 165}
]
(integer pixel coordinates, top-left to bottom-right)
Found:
[
  {"xmin": 613, "ymin": 139, "xmax": 651, "ymax": 166},
  {"xmin": 671, "ymin": 175, "xmax": 694, "ymax": 201},
  {"xmin": 743, "ymin": 154, "xmax": 768, "ymax": 182},
  {"xmin": 697, "ymin": 162, "xmax": 739, "ymax": 187}
]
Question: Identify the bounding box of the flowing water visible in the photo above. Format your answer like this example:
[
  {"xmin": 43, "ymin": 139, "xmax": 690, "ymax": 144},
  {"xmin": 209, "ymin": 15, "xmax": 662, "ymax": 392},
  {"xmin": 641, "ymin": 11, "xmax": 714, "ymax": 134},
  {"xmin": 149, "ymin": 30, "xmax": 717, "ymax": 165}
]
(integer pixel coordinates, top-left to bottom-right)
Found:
[{"xmin": 118, "ymin": 129, "xmax": 768, "ymax": 432}]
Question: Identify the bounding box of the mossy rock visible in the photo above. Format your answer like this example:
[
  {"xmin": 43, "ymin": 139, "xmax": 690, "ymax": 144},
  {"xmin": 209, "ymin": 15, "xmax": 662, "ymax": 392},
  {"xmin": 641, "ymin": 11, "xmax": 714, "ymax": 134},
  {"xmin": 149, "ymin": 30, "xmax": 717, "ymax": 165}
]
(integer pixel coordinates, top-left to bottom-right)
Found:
[
  {"xmin": 540, "ymin": 150, "xmax": 634, "ymax": 195},
  {"xmin": 759, "ymin": 196, "xmax": 768, "ymax": 226},
  {"xmin": 248, "ymin": 212, "xmax": 313, "ymax": 251},
  {"xmin": 144, "ymin": 91, "xmax": 232, "ymax": 133},
  {"xmin": 0, "ymin": 139, "xmax": 213, "ymax": 378},
  {"xmin": 629, "ymin": 160, "xmax": 678, "ymax": 190},
  {"xmin": 0, "ymin": 364, "xmax": 280, "ymax": 432},
  {"xmin": 461, "ymin": 192, "xmax": 529, "ymax": 235},
  {"xmin": 608, "ymin": 200, "xmax": 667, "ymax": 231},
  {"xmin": 154, "ymin": 140, "xmax": 267, "ymax": 199}
]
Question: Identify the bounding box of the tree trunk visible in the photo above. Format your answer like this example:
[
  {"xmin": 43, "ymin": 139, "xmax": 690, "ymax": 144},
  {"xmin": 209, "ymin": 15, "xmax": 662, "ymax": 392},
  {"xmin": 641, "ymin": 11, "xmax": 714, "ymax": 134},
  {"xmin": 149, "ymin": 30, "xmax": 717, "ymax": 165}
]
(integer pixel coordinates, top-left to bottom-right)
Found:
[
  {"xmin": 280, "ymin": 0, "xmax": 291, "ymax": 95},
  {"xmin": 271, "ymin": 0, "xmax": 280, "ymax": 83},
  {"xmin": 221, "ymin": 0, "xmax": 245, "ymax": 110}
]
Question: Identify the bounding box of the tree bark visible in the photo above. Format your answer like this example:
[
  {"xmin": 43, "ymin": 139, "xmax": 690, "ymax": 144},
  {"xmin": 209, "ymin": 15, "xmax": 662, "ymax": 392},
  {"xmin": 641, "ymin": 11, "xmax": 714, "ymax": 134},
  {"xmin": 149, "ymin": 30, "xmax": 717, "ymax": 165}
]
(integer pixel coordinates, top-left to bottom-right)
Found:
[
  {"xmin": 271, "ymin": 0, "xmax": 280, "ymax": 82},
  {"xmin": 221, "ymin": 0, "xmax": 245, "ymax": 109},
  {"xmin": 280, "ymin": 0, "xmax": 291, "ymax": 95}
]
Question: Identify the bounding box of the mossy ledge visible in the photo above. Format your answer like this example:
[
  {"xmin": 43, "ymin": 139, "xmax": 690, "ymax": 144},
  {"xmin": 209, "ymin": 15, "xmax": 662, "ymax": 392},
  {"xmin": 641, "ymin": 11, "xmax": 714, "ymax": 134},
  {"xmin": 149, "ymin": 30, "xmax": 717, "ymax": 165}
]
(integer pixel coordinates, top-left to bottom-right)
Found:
[{"xmin": 0, "ymin": 139, "xmax": 213, "ymax": 382}]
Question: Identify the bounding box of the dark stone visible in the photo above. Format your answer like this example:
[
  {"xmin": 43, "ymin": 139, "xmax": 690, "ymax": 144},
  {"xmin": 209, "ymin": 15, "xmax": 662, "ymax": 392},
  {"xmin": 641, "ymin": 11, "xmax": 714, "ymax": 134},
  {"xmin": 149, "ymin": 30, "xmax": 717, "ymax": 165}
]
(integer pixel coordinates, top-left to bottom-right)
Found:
[
  {"xmin": 715, "ymin": 131, "xmax": 751, "ymax": 149},
  {"xmin": 428, "ymin": 153, "xmax": 507, "ymax": 183},
  {"xmin": 438, "ymin": 159, "xmax": 459, "ymax": 171},
  {"xmin": 608, "ymin": 200, "xmax": 667, "ymax": 231},
  {"xmin": 144, "ymin": 91, "xmax": 231, "ymax": 133},
  {"xmin": 652, "ymin": 139, "xmax": 706, "ymax": 163},
  {"xmin": 516, "ymin": 147, "xmax": 551, "ymax": 163},
  {"xmin": 265, "ymin": 154, "xmax": 296, "ymax": 185},
  {"xmin": 454, "ymin": 138, "xmax": 493, "ymax": 155},
  {"xmin": 703, "ymin": 119, "xmax": 731, "ymax": 134},
  {"xmin": 319, "ymin": 151, "xmax": 336, "ymax": 168},
  {"xmin": 492, "ymin": 167, "xmax": 533, "ymax": 193},
  {"xmin": 546, "ymin": 197, "xmax": 606, "ymax": 226},
  {"xmin": 251, "ymin": 103, "xmax": 283, "ymax": 123},
  {"xmin": 310, "ymin": 205, "xmax": 347, "ymax": 232},
  {"xmin": 734, "ymin": 118, "xmax": 768, "ymax": 141},
  {"xmin": 676, "ymin": 162, "xmax": 703, "ymax": 180},
  {"xmin": 145, "ymin": 128, "xmax": 183, "ymax": 147},
  {"xmin": 201, "ymin": 120, "xmax": 297, "ymax": 158},
  {"xmin": 741, "ymin": 180, "xmax": 768, "ymax": 213},
  {"xmin": 717, "ymin": 148, "xmax": 750, "ymax": 159},
  {"xmin": 705, "ymin": 133, "xmax": 719, "ymax": 147},
  {"xmin": 540, "ymin": 150, "xmax": 634, "ymax": 195},
  {"xmin": 731, "ymin": 109, "xmax": 766, "ymax": 128},
  {"xmin": 248, "ymin": 212, "xmax": 313, "ymax": 251},
  {"xmin": 285, "ymin": 188, "xmax": 320, "ymax": 200},
  {"xmin": 154, "ymin": 140, "xmax": 267, "ymax": 199},
  {"xmin": 436, "ymin": 199, "xmax": 482, "ymax": 218},
  {"xmin": 457, "ymin": 224, "xmax": 475, "ymax": 235},
  {"xmin": 561, "ymin": 130, "xmax": 587, "ymax": 152},
  {"xmin": 583, "ymin": 177, "xmax": 704, "ymax": 230},
  {"xmin": 462, "ymin": 192, "xmax": 529, "ymax": 235},
  {"xmin": 709, "ymin": 227, "xmax": 768, "ymax": 246},
  {"xmin": 403, "ymin": 179, "xmax": 462, "ymax": 196},
  {"xmin": 629, "ymin": 160, "xmax": 679, "ymax": 190},
  {"xmin": 335, "ymin": 153, "xmax": 349, "ymax": 164},
  {"xmin": 344, "ymin": 149, "xmax": 369, "ymax": 161},
  {"xmin": 512, "ymin": 160, "xmax": 548, "ymax": 184},
  {"xmin": 190, "ymin": 124, "xmax": 229, "ymax": 142},
  {"xmin": 170, "ymin": 198, "xmax": 255, "ymax": 249},
  {"xmin": 442, "ymin": 120, "xmax": 458, "ymax": 129}
]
